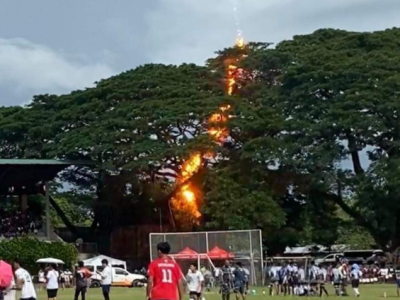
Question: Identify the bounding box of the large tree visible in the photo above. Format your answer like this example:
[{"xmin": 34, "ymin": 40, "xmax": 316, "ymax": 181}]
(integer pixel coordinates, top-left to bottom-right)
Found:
[
  {"xmin": 274, "ymin": 28, "xmax": 400, "ymax": 251},
  {"xmin": 2, "ymin": 28, "xmax": 400, "ymax": 253},
  {"xmin": 0, "ymin": 64, "xmax": 225, "ymax": 238}
]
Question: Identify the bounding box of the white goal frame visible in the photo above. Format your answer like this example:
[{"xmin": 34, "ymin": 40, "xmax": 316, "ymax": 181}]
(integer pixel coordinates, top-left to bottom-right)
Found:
[{"xmin": 149, "ymin": 229, "xmax": 264, "ymax": 285}]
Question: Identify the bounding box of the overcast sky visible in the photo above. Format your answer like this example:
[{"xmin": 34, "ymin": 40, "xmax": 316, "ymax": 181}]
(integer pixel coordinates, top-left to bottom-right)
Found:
[{"xmin": 0, "ymin": 0, "xmax": 399, "ymax": 106}]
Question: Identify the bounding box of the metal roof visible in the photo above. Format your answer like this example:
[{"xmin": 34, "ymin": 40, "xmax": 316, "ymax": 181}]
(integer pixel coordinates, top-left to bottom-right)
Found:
[
  {"xmin": 0, "ymin": 159, "xmax": 91, "ymax": 166},
  {"xmin": 0, "ymin": 159, "xmax": 93, "ymax": 195}
]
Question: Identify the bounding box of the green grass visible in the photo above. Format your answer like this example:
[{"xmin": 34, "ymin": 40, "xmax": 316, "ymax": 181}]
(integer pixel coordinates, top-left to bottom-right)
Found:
[{"xmin": 31, "ymin": 284, "xmax": 399, "ymax": 300}]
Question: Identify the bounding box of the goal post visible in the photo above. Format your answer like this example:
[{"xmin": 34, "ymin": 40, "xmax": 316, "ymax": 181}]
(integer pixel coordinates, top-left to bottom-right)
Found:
[{"xmin": 149, "ymin": 229, "xmax": 264, "ymax": 285}]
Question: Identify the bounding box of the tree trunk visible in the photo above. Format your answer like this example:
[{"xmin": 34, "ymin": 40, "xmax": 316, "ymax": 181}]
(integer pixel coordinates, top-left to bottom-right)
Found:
[
  {"xmin": 47, "ymin": 195, "xmax": 79, "ymax": 237},
  {"xmin": 310, "ymin": 189, "xmax": 389, "ymax": 250},
  {"xmin": 347, "ymin": 133, "xmax": 364, "ymax": 175}
]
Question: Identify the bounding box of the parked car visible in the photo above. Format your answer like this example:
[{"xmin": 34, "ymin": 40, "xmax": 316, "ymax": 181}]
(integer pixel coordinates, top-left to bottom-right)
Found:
[{"xmin": 89, "ymin": 266, "xmax": 146, "ymax": 288}]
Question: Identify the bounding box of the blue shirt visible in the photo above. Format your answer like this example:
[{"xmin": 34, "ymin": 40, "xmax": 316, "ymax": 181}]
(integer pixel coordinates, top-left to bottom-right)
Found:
[{"xmin": 233, "ymin": 268, "xmax": 246, "ymax": 285}]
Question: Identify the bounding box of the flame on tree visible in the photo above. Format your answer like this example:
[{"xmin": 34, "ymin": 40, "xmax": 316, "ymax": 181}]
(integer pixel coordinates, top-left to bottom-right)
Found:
[{"xmin": 170, "ymin": 35, "xmax": 245, "ymax": 228}]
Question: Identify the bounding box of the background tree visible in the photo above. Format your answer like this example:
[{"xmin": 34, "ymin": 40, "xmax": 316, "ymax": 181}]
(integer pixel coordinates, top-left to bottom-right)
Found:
[{"xmin": 275, "ymin": 28, "xmax": 400, "ymax": 251}]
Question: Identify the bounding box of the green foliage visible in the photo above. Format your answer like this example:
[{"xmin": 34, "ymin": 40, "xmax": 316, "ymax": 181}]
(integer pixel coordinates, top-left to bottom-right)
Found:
[
  {"xmin": 336, "ymin": 225, "xmax": 375, "ymax": 250},
  {"xmin": 3, "ymin": 28, "xmax": 400, "ymax": 253},
  {"xmin": 272, "ymin": 28, "xmax": 400, "ymax": 250},
  {"xmin": 0, "ymin": 237, "xmax": 78, "ymax": 273},
  {"xmin": 50, "ymin": 193, "xmax": 94, "ymax": 228},
  {"xmin": 203, "ymin": 168, "xmax": 286, "ymax": 231}
]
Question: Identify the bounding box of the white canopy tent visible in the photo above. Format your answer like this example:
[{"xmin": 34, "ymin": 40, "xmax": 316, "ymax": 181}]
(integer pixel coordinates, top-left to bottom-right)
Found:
[
  {"xmin": 36, "ymin": 258, "xmax": 65, "ymax": 265},
  {"xmin": 83, "ymin": 255, "xmax": 127, "ymax": 270}
]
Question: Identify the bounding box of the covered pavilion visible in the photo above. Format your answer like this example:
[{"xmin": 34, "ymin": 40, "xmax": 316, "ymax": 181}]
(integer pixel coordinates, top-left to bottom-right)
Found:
[{"xmin": 0, "ymin": 159, "xmax": 92, "ymax": 240}]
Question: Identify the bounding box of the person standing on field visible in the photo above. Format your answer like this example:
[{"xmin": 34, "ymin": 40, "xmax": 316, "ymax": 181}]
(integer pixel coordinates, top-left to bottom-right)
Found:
[
  {"xmin": 186, "ymin": 264, "xmax": 204, "ymax": 300},
  {"xmin": 46, "ymin": 264, "xmax": 59, "ymax": 300},
  {"xmin": 75, "ymin": 261, "xmax": 92, "ymax": 300},
  {"xmin": 351, "ymin": 264, "xmax": 362, "ymax": 298},
  {"xmin": 147, "ymin": 242, "xmax": 184, "ymax": 300},
  {"xmin": 13, "ymin": 260, "xmax": 36, "ymax": 300},
  {"xmin": 233, "ymin": 262, "xmax": 246, "ymax": 300},
  {"xmin": 97, "ymin": 259, "xmax": 112, "ymax": 300},
  {"xmin": 220, "ymin": 260, "xmax": 233, "ymax": 300}
]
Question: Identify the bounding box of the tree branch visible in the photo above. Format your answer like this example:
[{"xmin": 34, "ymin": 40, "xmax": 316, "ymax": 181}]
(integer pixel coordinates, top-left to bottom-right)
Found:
[
  {"xmin": 310, "ymin": 189, "xmax": 384, "ymax": 247},
  {"xmin": 46, "ymin": 194, "xmax": 79, "ymax": 237},
  {"xmin": 156, "ymin": 170, "xmax": 178, "ymax": 178},
  {"xmin": 347, "ymin": 133, "xmax": 364, "ymax": 175}
]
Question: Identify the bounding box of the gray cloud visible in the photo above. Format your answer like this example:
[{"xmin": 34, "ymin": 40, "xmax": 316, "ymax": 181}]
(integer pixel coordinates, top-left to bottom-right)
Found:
[
  {"xmin": 0, "ymin": 0, "xmax": 399, "ymax": 105},
  {"xmin": 0, "ymin": 38, "xmax": 114, "ymax": 106}
]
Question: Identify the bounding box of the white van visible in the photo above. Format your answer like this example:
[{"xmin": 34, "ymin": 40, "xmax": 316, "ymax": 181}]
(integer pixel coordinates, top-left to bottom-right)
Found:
[{"xmin": 86, "ymin": 265, "xmax": 146, "ymax": 288}]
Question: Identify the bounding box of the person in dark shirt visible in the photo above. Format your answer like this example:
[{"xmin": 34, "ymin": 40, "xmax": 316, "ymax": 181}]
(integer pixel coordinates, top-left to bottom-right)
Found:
[
  {"xmin": 219, "ymin": 260, "xmax": 233, "ymax": 300},
  {"xmin": 233, "ymin": 262, "xmax": 246, "ymax": 300},
  {"xmin": 75, "ymin": 261, "xmax": 92, "ymax": 300},
  {"xmin": 394, "ymin": 268, "xmax": 400, "ymax": 297}
]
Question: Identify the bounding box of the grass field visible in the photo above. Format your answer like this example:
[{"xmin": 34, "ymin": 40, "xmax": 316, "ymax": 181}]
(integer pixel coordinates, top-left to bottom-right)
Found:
[{"xmin": 31, "ymin": 284, "xmax": 399, "ymax": 299}]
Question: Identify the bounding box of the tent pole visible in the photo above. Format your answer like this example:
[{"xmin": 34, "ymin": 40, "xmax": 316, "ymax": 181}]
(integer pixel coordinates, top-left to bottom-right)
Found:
[
  {"xmin": 207, "ymin": 255, "xmax": 216, "ymax": 271},
  {"xmin": 170, "ymin": 256, "xmax": 187, "ymax": 283}
]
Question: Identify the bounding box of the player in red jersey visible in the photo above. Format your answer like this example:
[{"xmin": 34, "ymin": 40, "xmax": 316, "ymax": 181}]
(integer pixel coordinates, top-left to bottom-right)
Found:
[{"xmin": 147, "ymin": 242, "xmax": 184, "ymax": 300}]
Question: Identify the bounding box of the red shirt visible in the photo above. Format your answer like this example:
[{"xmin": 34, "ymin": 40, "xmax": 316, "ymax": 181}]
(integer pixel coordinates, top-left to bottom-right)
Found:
[{"xmin": 148, "ymin": 257, "xmax": 182, "ymax": 300}]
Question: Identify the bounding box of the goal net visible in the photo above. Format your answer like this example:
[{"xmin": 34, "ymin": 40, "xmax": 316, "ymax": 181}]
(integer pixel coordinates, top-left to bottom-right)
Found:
[{"xmin": 149, "ymin": 230, "xmax": 264, "ymax": 285}]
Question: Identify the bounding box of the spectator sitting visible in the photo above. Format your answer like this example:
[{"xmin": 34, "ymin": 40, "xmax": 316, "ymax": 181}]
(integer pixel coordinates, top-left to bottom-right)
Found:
[{"xmin": 0, "ymin": 208, "xmax": 42, "ymax": 238}]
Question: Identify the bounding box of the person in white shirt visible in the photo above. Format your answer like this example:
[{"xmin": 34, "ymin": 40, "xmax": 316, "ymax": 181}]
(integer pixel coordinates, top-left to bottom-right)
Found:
[
  {"xmin": 13, "ymin": 260, "xmax": 36, "ymax": 300},
  {"xmin": 38, "ymin": 269, "xmax": 46, "ymax": 291},
  {"xmin": 186, "ymin": 264, "xmax": 204, "ymax": 300},
  {"xmin": 97, "ymin": 259, "xmax": 112, "ymax": 300},
  {"xmin": 46, "ymin": 264, "xmax": 59, "ymax": 300},
  {"xmin": 297, "ymin": 266, "xmax": 305, "ymax": 282}
]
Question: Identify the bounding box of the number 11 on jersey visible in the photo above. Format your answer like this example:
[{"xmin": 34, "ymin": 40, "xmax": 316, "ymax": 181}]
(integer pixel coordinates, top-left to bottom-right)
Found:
[{"xmin": 162, "ymin": 269, "xmax": 173, "ymax": 283}]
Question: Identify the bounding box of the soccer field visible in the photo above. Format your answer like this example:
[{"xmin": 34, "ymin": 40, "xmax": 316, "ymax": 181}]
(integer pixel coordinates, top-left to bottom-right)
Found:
[{"xmin": 33, "ymin": 284, "xmax": 397, "ymax": 300}]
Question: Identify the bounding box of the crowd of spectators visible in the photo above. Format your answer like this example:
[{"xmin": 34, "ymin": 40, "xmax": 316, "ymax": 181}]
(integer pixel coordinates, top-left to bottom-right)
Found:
[{"xmin": 0, "ymin": 207, "xmax": 42, "ymax": 238}]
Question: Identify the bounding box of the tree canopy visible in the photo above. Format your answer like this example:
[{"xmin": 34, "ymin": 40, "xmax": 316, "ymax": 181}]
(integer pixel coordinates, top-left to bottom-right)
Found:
[{"xmin": 2, "ymin": 28, "xmax": 400, "ymax": 253}]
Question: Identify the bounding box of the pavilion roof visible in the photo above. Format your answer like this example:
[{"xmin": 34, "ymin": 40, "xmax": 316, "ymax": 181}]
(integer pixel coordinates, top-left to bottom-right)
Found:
[{"xmin": 0, "ymin": 159, "xmax": 93, "ymax": 195}]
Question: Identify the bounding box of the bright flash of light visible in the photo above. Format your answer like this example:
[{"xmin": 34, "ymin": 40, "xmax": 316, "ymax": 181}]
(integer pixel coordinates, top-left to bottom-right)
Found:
[
  {"xmin": 236, "ymin": 36, "xmax": 245, "ymax": 49},
  {"xmin": 220, "ymin": 105, "xmax": 231, "ymax": 112},
  {"xmin": 209, "ymin": 113, "xmax": 227, "ymax": 123},
  {"xmin": 227, "ymin": 65, "xmax": 238, "ymax": 96},
  {"xmin": 181, "ymin": 154, "xmax": 202, "ymax": 181},
  {"xmin": 208, "ymin": 127, "xmax": 229, "ymax": 141},
  {"xmin": 170, "ymin": 28, "xmax": 245, "ymax": 223},
  {"xmin": 182, "ymin": 186, "xmax": 195, "ymax": 203}
]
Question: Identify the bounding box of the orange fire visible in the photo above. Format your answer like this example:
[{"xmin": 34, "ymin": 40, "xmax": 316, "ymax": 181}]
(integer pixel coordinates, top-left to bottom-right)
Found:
[
  {"xmin": 180, "ymin": 153, "xmax": 202, "ymax": 182},
  {"xmin": 171, "ymin": 34, "xmax": 245, "ymax": 224},
  {"xmin": 181, "ymin": 185, "xmax": 195, "ymax": 203},
  {"xmin": 236, "ymin": 36, "xmax": 245, "ymax": 49},
  {"xmin": 227, "ymin": 65, "xmax": 238, "ymax": 96}
]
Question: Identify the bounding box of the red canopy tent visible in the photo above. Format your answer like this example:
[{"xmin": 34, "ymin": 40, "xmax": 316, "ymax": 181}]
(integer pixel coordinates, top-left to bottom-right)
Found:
[
  {"xmin": 207, "ymin": 246, "xmax": 234, "ymax": 259},
  {"xmin": 172, "ymin": 247, "xmax": 205, "ymax": 260}
]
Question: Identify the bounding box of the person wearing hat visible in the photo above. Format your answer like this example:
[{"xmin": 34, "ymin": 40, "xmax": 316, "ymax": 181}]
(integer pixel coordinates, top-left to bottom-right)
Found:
[{"xmin": 351, "ymin": 264, "xmax": 362, "ymax": 298}]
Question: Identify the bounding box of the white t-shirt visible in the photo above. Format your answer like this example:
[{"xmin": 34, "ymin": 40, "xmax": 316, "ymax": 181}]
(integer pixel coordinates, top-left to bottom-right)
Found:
[
  {"xmin": 298, "ymin": 268, "xmax": 305, "ymax": 280},
  {"xmin": 380, "ymin": 268, "xmax": 389, "ymax": 276},
  {"xmin": 39, "ymin": 271, "xmax": 46, "ymax": 283},
  {"xmin": 46, "ymin": 270, "xmax": 59, "ymax": 290},
  {"xmin": 214, "ymin": 268, "xmax": 220, "ymax": 277},
  {"xmin": 15, "ymin": 268, "xmax": 37, "ymax": 299},
  {"xmin": 187, "ymin": 270, "xmax": 204, "ymax": 293},
  {"xmin": 100, "ymin": 266, "xmax": 112, "ymax": 285}
]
